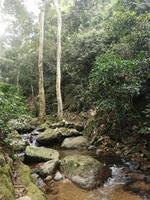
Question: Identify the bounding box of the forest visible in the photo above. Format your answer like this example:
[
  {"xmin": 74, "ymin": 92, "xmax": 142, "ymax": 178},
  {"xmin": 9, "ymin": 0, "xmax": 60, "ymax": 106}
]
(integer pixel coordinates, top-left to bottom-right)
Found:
[{"xmin": 0, "ymin": 0, "xmax": 150, "ymax": 200}]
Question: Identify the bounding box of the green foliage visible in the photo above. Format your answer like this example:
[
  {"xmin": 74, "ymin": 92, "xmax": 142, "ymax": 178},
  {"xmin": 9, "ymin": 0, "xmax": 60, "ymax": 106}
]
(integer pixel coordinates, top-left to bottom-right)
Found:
[
  {"xmin": 0, "ymin": 0, "xmax": 149, "ymax": 138},
  {"xmin": 90, "ymin": 52, "xmax": 141, "ymax": 108},
  {"xmin": 139, "ymin": 104, "xmax": 150, "ymax": 135},
  {"xmin": 89, "ymin": 50, "xmax": 150, "ymax": 136},
  {"xmin": 0, "ymin": 82, "xmax": 27, "ymax": 139}
]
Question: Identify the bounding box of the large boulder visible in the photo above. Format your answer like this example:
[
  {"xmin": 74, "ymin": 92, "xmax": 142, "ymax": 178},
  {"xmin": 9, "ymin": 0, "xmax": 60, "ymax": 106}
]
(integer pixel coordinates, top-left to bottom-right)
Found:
[
  {"xmin": 61, "ymin": 155, "xmax": 110, "ymax": 189},
  {"xmin": 24, "ymin": 146, "xmax": 59, "ymax": 162},
  {"xmin": 36, "ymin": 128, "xmax": 81, "ymax": 145},
  {"xmin": 61, "ymin": 136, "xmax": 89, "ymax": 149},
  {"xmin": 37, "ymin": 159, "xmax": 60, "ymax": 177}
]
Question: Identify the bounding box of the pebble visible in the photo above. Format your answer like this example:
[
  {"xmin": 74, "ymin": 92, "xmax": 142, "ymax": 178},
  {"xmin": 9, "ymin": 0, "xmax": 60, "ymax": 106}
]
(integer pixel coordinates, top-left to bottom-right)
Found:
[{"xmin": 54, "ymin": 171, "xmax": 63, "ymax": 181}]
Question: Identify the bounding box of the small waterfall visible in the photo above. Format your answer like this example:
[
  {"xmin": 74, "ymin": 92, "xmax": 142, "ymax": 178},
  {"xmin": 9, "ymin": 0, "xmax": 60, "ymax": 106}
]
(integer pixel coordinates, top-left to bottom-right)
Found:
[
  {"xmin": 21, "ymin": 130, "xmax": 39, "ymax": 147},
  {"xmin": 104, "ymin": 165, "xmax": 128, "ymax": 187},
  {"xmin": 86, "ymin": 163, "xmax": 142, "ymax": 200}
]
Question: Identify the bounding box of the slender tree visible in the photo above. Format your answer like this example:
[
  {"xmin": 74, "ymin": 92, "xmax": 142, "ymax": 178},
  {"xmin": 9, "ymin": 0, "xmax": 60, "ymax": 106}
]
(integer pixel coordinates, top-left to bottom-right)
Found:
[
  {"xmin": 54, "ymin": 0, "xmax": 63, "ymax": 119},
  {"xmin": 38, "ymin": 3, "xmax": 46, "ymax": 122}
]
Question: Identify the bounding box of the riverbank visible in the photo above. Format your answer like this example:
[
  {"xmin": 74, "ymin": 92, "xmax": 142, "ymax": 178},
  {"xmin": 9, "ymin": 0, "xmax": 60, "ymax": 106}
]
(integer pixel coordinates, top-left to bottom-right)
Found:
[{"xmin": 1, "ymin": 114, "xmax": 150, "ymax": 200}]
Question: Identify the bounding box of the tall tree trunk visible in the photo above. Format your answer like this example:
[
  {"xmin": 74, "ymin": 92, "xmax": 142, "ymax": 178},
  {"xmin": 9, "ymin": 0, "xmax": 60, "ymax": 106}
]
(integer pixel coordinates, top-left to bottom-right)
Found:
[
  {"xmin": 38, "ymin": 4, "xmax": 46, "ymax": 122},
  {"xmin": 54, "ymin": 0, "xmax": 63, "ymax": 119}
]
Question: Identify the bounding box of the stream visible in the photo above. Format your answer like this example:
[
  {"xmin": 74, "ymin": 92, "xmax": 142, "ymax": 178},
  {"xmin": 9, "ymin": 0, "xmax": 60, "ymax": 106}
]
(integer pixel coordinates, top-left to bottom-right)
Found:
[{"xmin": 16, "ymin": 128, "xmax": 150, "ymax": 200}]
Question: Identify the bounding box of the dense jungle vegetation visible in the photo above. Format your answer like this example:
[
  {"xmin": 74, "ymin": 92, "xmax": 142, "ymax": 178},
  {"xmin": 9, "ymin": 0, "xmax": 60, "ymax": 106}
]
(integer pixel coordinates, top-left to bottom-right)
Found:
[{"xmin": 0, "ymin": 0, "xmax": 150, "ymax": 139}]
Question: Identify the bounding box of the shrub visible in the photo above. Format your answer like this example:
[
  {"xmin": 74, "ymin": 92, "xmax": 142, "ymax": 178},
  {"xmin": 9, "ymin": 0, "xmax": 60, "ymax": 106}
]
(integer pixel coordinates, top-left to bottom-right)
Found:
[{"xmin": 0, "ymin": 82, "xmax": 27, "ymax": 141}]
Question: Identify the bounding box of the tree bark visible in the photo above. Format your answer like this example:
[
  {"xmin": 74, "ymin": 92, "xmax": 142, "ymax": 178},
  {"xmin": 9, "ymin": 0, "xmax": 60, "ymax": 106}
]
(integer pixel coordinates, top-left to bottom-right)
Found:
[
  {"xmin": 54, "ymin": 0, "xmax": 63, "ymax": 119},
  {"xmin": 38, "ymin": 4, "xmax": 46, "ymax": 122}
]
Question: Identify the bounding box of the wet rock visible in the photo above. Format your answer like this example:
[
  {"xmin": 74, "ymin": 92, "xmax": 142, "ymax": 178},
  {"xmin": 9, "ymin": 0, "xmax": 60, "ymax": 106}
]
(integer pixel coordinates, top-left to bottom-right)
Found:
[
  {"xmin": 37, "ymin": 128, "xmax": 82, "ymax": 145},
  {"xmin": 61, "ymin": 136, "xmax": 89, "ymax": 149},
  {"xmin": 17, "ymin": 163, "xmax": 46, "ymax": 200},
  {"xmin": 61, "ymin": 154, "xmax": 110, "ymax": 189},
  {"xmin": 54, "ymin": 171, "xmax": 63, "ymax": 181},
  {"xmin": 24, "ymin": 146, "xmax": 59, "ymax": 162},
  {"xmin": 37, "ymin": 159, "xmax": 60, "ymax": 177},
  {"xmin": 36, "ymin": 177, "xmax": 47, "ymax": 192}
]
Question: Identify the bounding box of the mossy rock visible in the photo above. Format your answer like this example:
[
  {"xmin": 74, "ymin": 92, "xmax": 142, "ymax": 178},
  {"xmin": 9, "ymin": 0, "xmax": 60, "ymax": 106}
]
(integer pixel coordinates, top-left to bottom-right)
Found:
[
  {"xmin": 61, "ymin": 154, "xmax": 110, "ymax": 189},
  {"xmin": 17, "ymin": 163, "xmax": 46, "ymax": 200},
  {"xmin": 25, "ymin": 146, "xmax": 59, "ymax": 163},
  {"xmin": 0, "ymin": 152, "xmax": 15, "ymax": 200},
  {"xmin": 61, "ymin": 136, "xmax": 89, "ymax": 149},
  {"xmin": 36, "ymin": 128, "xmax": 81, "ymax": 145}
]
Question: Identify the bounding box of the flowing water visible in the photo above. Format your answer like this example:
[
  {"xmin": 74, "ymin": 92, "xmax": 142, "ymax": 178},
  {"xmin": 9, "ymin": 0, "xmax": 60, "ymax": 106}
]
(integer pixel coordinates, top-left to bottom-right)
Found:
[
  {"xmin": 19, "ymin": 130, "xmax": 150, "ymax": 200},
  {"xmin": 47, "ymin": 164, "xmax": 146, "ymax": 200}
]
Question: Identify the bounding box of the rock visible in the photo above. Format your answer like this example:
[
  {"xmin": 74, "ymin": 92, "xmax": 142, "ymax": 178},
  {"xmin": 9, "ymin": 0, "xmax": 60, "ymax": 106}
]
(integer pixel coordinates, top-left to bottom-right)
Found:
[
  {"xmin": 36, "ymin": 177, "xmax": 47, "ymax": 192},
  {"xmin": 0, "ymin": 151, "xmax": 16, "ymax": 200},
  {"xmin": 64, "ymin": 121, "xmax": 84, "ymax": 131},
  {"xmin": 61, "ymin": 155, "xmax": 110, "ymax": 189},
  {"xmin": 17, "ymin": 196, "xmax": 31, "ymax": 200},
  {"xmin": 6, "ymin": 130, "xmax": 27, "ymax": 152},
  {"xmin": 49, "ymin": 121, "xmax": 84, "ymax": 132},
  {"xmin": 25, "ymin": 146, "xmax": 59, "ymax": 162},
  {"xmin": 49, "ymin": 121, "xmax": 65, "ymax": 128},
  {"xmin": 61, "ymin": 136, "xmax": 88, "ymax": 149},
  {"xmin": 31, "ymin": 173, "xmax": 39, "ymax": 183},
  {"xmin": 37, "ymin": 128, "xmax": 81, "ymax": 145},
  {"xmin": 17, "ymin": 163, "xmax": 46, "ymax": 200},
  {"xmin": 31, "ymin": 173, "xmax": 47, "ymax": 192},
  {"xmin": 44, "ymin": 176, "xmax": 53, "ymax": 182},
  {"xmin": 38, "ymin": 159, "xmax": 60, "ymax": 177},
  {"xmin": 54, "ymin": 171, "xmax": 63, "ymax": 181}
]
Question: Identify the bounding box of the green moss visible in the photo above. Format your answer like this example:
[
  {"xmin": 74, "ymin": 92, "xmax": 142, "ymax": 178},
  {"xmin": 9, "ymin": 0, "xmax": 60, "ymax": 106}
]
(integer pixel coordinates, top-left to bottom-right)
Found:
[
  {"xmin": 61, "ymin": 155, "xmax": 103, "ymax": 177},
  {"xmin": 17, "ymin": 163, "xmax": 46, "ymax": 200},
  {"xmin": 27, "ymin": 183, "xmax": 46, "ymax": 200},
  {"xmin": 0, "ymin": 164, "xmax": 15, "ymax": 200},
  {"xmin": 17, "ymin": 163, "xmax": 32, "ymax": 185}
]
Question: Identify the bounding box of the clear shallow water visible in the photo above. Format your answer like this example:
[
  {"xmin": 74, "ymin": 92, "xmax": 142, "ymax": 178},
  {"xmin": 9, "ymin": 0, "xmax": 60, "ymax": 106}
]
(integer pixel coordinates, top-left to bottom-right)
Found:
[
  {"xmin": 46, "ymin": 162, "xmax": 149, "ymax": 200},
  {"xmin": 47, "ymin": 165, "xmax": 143, "ymax": 200},
  {"xmin": 19, "ymin": 130, "xmax": 149, "ymax": 200}
]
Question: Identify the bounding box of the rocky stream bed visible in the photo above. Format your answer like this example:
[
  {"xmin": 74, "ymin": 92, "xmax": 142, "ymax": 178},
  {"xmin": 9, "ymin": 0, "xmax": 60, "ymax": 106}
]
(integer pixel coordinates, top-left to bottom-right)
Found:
[{"xmin": 1, "ymin": 118, "xmax": 150, "ymax": 200}]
